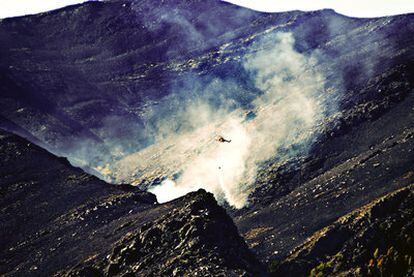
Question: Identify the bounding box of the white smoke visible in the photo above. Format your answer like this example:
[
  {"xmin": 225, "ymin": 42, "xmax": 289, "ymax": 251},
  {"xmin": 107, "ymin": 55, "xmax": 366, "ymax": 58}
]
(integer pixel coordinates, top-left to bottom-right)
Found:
[{"xmin": 135, "ymin": 32, "xmax": 330, "ymax": 208}]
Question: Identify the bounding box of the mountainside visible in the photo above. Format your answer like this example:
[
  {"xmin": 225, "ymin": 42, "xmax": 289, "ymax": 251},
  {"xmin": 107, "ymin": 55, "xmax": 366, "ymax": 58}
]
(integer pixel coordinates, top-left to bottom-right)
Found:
[
  {"xmin": 274, "ymin": 184, "xmax": 414, "ymax": 276},
  {"xmin": 1, "ymin": 128, "xmax": 413, "ymax": 276},
  {"xmin": 0, "ymin": 0, "xmax": 265, "ymax": 167},
  {"xmin": 0, "ymin": 128, "xmax": 155, "ymax": 274},
  {"xmin": 1, "ymin": 0, "xmax": 414, "ymax": 275},
  {"xmin": 68, "ymin": 190, "xmax": 264, "ymax": 276},
  {"xmin": 1, "ymin": 0, "xmax": 412, "ymax": 177},
  {"xmin": 234, "ymin": 92, "xmax": 414, "ymax": 262},
  {"xmin": 0, "ymin": 129, "xmax": 262, "ymax": 275}
]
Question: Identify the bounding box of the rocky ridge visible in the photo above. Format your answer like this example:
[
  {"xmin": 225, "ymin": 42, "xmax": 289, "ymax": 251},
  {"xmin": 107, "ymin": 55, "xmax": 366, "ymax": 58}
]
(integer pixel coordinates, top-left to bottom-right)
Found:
[
  {"xmin": 0, "ymin": 128, "xmax": 262, "ymax": 276},
  {"xmin": 273, "ymin": 184, "xmax": 414, "ymax": 276},
  {"xmin": 68, "ymin": 190, "xmax": 264, "ymax": 276}
]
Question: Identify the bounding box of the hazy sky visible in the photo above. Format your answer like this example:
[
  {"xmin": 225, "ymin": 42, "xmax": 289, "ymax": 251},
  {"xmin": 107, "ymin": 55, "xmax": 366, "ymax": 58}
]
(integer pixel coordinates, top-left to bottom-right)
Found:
[
  {"xmin": 0, "ymin": 0, "xmax": 89, "ymax": 19},
  {"xmin": 224, "ymin": 0, "xmax": 414, "ymax": 18},
  {"xmin": 0, "ymin": 0, "xmax": 413, "ymax": 19}
]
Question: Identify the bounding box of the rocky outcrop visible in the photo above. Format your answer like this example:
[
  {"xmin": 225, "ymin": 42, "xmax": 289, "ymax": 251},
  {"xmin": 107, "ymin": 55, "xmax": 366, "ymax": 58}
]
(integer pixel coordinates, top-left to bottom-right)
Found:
[
  {"xmin": 272, "ymin": 185, "xmax": 414, "ymax": 276},
  {"xmin": 0, "ymin": 129, "xmax": 263, "ymax": 276},
  {"xmin": 0, "ymin": 128, "xmax": 156, "ymax": 275},
  {"xmin": 68, "ymin": 189, "xmax": 265, "ymax": 276}
]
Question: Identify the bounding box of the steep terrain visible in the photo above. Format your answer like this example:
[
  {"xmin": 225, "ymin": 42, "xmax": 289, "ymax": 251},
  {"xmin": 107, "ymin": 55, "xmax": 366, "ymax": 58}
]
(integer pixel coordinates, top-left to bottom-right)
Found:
[
  {"xmin": 1, "ymin": 0, "xmax": 412, "ymax": 177},
  {"xmin": 1, "ymin": 0, "xmax": 414, "ymax": 275},
  {"xmin": 67, "ymin": 190, "xmax": 264, "ymax": 276},
  {"xmin": 274, "ymin": 184, "xmax": 414, "ymax": 276},
  {"xmin": 0, "ymin": 129, "xmax": 262, "ymax": 276},
  {"xmin": 0, "ymin": 0, "xmax": 265, "ymax": 168},
  {"xmin": 234, "ymin": 91, "xmax": 414, "ymax": 262}
]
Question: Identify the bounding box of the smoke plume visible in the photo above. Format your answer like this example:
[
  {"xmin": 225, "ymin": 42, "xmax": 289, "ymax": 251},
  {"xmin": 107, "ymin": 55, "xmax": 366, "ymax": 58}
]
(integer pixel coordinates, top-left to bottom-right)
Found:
[{"xmin": 112, "ymin": 31, "xmax": 332, "ymax": 208}]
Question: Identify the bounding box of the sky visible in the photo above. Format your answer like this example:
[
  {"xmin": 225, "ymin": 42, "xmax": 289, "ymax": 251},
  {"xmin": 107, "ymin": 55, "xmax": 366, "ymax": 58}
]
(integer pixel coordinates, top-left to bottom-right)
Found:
[
  {"xmin": 224, "ymin": 0, "xmax": 414, "ymax": 18},
  {"xmin": 0, "ymin": 0, "xmax": 89, "ymax": 19},
  {"xmin": 0, "ymin": 0, "xmax": 414, "ymax": 19}
]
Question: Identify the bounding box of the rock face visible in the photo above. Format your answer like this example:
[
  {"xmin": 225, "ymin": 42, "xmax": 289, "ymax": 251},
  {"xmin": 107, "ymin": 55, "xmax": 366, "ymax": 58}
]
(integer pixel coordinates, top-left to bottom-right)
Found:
[
  {"xmin": 0, "ymin": 128, "xmax": 154, "ymax": 275},
  {"xmin": 0, "ymin": 128, "xmax": 263, "ymax": 276},
  {"xmin": 273, "ymin": 185, "xmax": 414, "ymax": 276},
  {"xmin": 68, "ymin": 190, "xmax": 264, "ymax": 276}
]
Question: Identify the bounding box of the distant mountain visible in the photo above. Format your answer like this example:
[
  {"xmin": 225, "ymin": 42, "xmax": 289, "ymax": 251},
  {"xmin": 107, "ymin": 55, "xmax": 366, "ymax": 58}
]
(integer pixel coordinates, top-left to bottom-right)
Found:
[
  {"xmin": 0, "ymin": 0, "xmax": 265, "ymax": 166},
  {"xmin": 1, "ymin": 0, "xmax": 412, "ymax": 171}
]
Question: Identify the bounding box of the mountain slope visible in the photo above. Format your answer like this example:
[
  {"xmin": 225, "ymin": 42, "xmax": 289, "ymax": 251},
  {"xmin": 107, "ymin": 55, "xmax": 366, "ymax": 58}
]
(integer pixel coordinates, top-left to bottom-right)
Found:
[
  {"xmin": 234, "ymin": 91, "xmax": 414, "ymax": 262},
  {"xmin": 0, "ymin": 128, "xmax": 156, "ymax": 274},
  {"xmin": 0, "ymin": 0, "xmax": 264, "ymax": 164},
  {"xmin": 1, "ymin": 0, "xmax": 412, "ymax": 172},
  {"xmin": 0, "ymin": 129, "xmax": 262, "ymax": 276},
  {"xmin": 1, "ymin": 0, "xmax": 414, "ymax": 273},
  {"xmin": 67, "ymin": 190, "xmax": 264, "ymax": 276},
  {"xmin": 273, "ymin": 184, "xmax": 414, "ymax": 276}
]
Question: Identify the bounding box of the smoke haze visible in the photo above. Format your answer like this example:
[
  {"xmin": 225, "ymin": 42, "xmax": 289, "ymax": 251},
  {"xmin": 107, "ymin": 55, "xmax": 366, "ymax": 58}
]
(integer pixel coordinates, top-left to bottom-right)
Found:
[{"xmin": 111, "ymin": 31, "xmax": 333, "ymax": 208}]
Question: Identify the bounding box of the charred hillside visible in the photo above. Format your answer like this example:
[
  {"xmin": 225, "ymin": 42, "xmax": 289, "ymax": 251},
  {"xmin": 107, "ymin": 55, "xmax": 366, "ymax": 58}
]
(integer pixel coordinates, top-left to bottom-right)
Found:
[
  {"xmin": 0, "ymin": 129, "xmax": 262, "ymax": 275},
  {"xmin": 273, "ymin": 185, "xmax": 414, "ymax": 276},
  {"xmin": 1, "ymin": 0, "xmax": 414, "ymax": 276},
  {"xmin": 1, "ymin": 128, "xmax": 413, "ymax": 276},
  {"xmin": 234, "ymin": 84, "xmax": 414, "ymax": 262},
  {"xmin": 0, "ymin": 128, "xmax": 155, "ymax": 274},
  {"xmin": 68, "ymin": 190, "xmax": 264, "ymax": 276},
  {"xmin": 0, "ymin": 0, "xmax": 265, "ymax": 164},
  {"xmin": 1, "ymin": 0, "xmax": 412, "ymax": 173}
]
